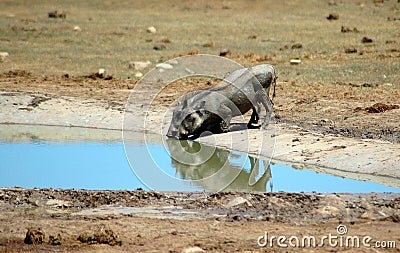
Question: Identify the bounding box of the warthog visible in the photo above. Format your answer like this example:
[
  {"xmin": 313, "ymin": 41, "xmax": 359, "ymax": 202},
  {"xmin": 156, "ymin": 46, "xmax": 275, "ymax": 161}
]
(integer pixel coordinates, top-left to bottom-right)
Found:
[{"xmin": 166, "ymin": 64, "xmax": 276, "ymax": 139}]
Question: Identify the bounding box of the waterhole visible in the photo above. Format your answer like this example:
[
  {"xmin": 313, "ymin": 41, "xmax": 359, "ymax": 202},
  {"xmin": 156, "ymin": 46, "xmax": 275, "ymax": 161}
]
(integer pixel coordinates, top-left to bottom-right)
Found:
[{"xmin": 0, "ymin": 125, "xmax": 398, "ymax": 193}]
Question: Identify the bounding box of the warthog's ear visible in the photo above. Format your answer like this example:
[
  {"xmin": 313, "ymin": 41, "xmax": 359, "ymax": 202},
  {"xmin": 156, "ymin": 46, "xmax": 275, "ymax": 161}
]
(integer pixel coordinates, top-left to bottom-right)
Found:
[{"xmin": 194, "ymin": 100, "xmax": 206, "ymax": 110}]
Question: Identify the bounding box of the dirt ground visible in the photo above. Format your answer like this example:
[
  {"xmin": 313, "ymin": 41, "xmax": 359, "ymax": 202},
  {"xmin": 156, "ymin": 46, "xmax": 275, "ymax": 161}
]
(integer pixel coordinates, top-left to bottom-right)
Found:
[
  {"xmin": 1, "ymin": 70, "xmax": 400, "ymax": 253},
  {"xmin": 1, "ymin": 67, "xmax": 399, "ymax": 143},
  {"xmin": 1, "ymin": 0, "xmax": 400, "ymax": 252},
  {"xmin": 0, "ymin": 188, "xmax": 399, "ymax": 252}
]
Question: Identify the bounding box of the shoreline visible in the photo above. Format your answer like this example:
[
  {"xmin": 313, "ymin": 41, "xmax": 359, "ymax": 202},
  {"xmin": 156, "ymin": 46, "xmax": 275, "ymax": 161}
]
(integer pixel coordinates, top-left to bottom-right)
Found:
[{"xmin": 1, "ymin": 91, "xmax": 399, "ymax": 189}]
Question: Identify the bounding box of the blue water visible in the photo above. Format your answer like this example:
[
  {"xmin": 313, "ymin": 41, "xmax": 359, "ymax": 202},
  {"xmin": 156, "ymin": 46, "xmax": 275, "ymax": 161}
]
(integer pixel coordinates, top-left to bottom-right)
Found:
[
  {"xmin": 0, "ymin": 142, "xmax": 141, "ymax": 190},
  {"xmin": 0, "ymin": 141, "xmax": 399, "ymax": 193}
]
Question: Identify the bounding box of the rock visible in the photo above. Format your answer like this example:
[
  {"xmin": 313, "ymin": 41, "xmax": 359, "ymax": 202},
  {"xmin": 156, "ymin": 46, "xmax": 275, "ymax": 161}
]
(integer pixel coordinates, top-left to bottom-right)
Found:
[
  {"xmin": 161, "ymin": 38, "xmax": 171, "ymax": 43},
  {"xmin": 73, "ymin": 26, "xmax": 81, "ymax": 32},
  {"xmin": 156, "ymin": 63, "xmax": 173, "ymax": 70},
  {"xmin": 134, "ymin": 72, "xmax": 143, "ymax": 78},
  {"xmin": 0, "ymin": 52, "xmax": 9, "ymax": 62},
  {"xmin": 24, "ymin": 228, "xmax": 45, "ymax": 245},
  {"xmin": 48, "ymin": 234, "xmax": 62, "ymax": 245},
  {"xmin": 95, "ymin": 229, "xmax": 122, "ymax": 246},
  {"xmin": 387, "ymin": 16, "xmax": 400, "ymax": 21},
  {"xmin": 219, "ymin": 48, "xmax": 230, "ymax": 56},
  {"xmin": 153, "ymin": 43, "xmax": 166, "ymax": 50},
  {"xmin": 225, "ymin": 197, "xmax": 252, "ymax": 208},
  {"xmin": 78, "ymin": 229, "xmax": 122, "ymax": 246},
  {"xmin": 361, "ymin": 37, "xmax": 373, "ymax": 43},
  {"xmin": 48, "ymin": 11, "xmax": 66, "ymax": 19},
  {"xmin": 361, "ymin": 83, "xmax": 377, "ymax": 87},
  {"xmin": 361, "ymin": 211, "xmax": 387, "ymax": 220},
  {"xmin": 178, "ymin": 49, "xmax": 199, "ymax": 56},
  {"xmin": 46, "ymin": 199, "xmax": 72, "ymax": 208},
  {"xmin": 28, "ymin": 198, "xmax": 40, "ymax": 206},
  {"xmin": 77, "ymin": 232, "xmax": 97, "ymax": 244},
  {"xmin": 385, "ymin": 214, "xmax": 400, "ymax": 222},
  {"xmin": 129, "ymin": 61, "xmax": 151, "ymax": 70},
  {"xmin": 98, "ymin": 68, "xmax": 106, "ymax": 77},
  {"xmin": 345, "ymin": 47, "xmax": 357, "ymax": 53},
  {"xmin": 328, "ymin": 0, "xmax": 337, "ymax": 5},
  {"xmin": 326, "ymin": 13, "xmax": 339, "ymax": 20},
  {"xmin": 168, "ymin": 59, "xmax": 179, "ymax": 65},
  {"xmin": 28, "ymin": 96, "xmax": 50, "ymax": 108},
  {"xmin": 146, "ymin": 26, "xmax": 156, "ymax": 33},
  {"xmin": 202, "ymin": 41, "xmax": 214, "ymax": 47},
  {"xmin": 85, "ymin": 71, "xmax": 112, "ymax": 80},
  {"xmin": 280, "ymin": 45, "xmax": 289, "ymax": 51},
  {"xmin": 291, "ymin": 42, "xmax": 302, "ymax": 49},
  {"xmin": 365, "ymin": 103, "xmax": 399, "ymax": 113},
  {"xmin": 341, "ymin": 26, "xmax": 359, "ymax": 33},
  {"xmin": 181, "ymin": 246, "xmax": 205, "ymax": 253}
]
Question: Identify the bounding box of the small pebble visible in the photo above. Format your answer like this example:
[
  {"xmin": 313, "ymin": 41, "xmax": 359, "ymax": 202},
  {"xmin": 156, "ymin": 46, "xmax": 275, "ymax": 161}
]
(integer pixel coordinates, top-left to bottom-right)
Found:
[
  {"xmin": 0, "ymin": 52, "xmax": 9, "ymax": 62},
  {"xmin": 146, "ymin": 26, "xmax": 156, "ymax": 33},
  {"xmin": 153, "ymin": 43, "xmax": 166, "ymax": 50},
  {"xmin": 361, "ymin": 37, "xmax": 373, "ymax": 43},
  {"xmin": 345, "ymin": 48, "xmax": 357, "ymax": 54},
  {"xmin": 219, "ymin": 48, "xmax": 230, "ymax": 56},
  {"xmin": 327, "ymin": 13, "xmax": 339, "ymax": 20}
]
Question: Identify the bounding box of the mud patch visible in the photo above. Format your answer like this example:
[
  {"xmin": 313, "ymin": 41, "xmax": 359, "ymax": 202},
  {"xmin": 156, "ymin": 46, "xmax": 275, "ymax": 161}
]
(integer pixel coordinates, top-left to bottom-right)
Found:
[
  {"xmin": 0, "ymin": 70, "xmax": 32, "ymax": 78},
  {"xmin": 27, "ymin": 96, "xmax": 51, "ymax": 107},
  {"xmin": 78, "ymin": 229, "xmax": 122, "ymax": 246},
  {"xmin": 24, "ymin": 228, "xmax": 45, "ymax": 245},
  {"xmin": 84, "ymin": 72, "xmax": 113, "ymax": 80},
  {"xmin": 1, "ymin": 188, "xmax": 400, "ymax": 252},
  {"xmin": 363, "ymin": 103, "xmax": 400, "ymax": 113}
]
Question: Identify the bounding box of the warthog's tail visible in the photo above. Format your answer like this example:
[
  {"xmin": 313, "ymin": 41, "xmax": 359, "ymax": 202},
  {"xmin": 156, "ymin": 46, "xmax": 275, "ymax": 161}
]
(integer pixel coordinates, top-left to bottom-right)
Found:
[
  {"xmin": 271, "ymin": 65, "xmax": 277, "ymax": 99},
  {"xmin": 272, "ymin": 77, "xmax": 276, "ymax": 99}
]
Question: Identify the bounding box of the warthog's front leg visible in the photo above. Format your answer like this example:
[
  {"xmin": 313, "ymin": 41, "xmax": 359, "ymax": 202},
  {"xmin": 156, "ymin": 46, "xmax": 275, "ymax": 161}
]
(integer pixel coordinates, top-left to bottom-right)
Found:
[
  {"xmin": 247, "ymin": 106, "xmax": 260, "ymax": 129},
  {"xmin": 256, "ymin": 89, "xmax": 274, "ymax": 129},
  {"xmin": 218, "ymin": 104, "xmax": 233, "ymax": 133}
]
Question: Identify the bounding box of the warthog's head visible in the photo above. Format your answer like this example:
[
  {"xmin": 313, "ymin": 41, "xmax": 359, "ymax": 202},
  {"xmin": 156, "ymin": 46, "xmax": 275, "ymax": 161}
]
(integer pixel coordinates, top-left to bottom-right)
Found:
[{"xmin": 166, "ymin": 98, "xmax": 209, "ymax": 140}]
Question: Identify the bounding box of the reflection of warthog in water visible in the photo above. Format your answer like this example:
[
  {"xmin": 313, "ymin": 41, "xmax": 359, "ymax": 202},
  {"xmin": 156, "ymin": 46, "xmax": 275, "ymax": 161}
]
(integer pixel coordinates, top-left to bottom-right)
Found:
[
  {"xmin": 166, "ymin": 139, "xmax": 272, "ymax": 192},
  {"xmin": 167, "ymin": 64, "xmax": 277, "ymax": 139}
]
